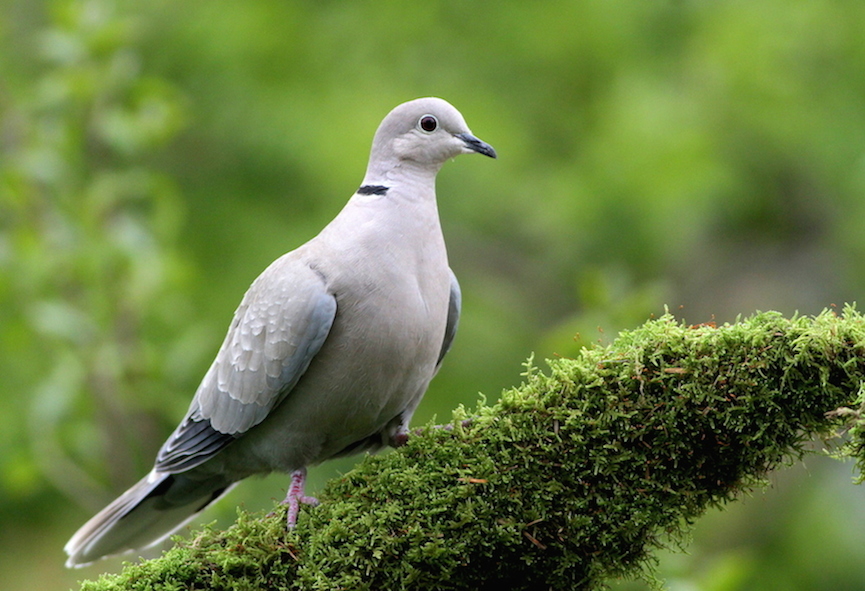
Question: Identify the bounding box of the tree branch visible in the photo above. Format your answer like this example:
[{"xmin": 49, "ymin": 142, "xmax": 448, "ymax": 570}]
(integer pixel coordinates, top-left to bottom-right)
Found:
[{"xmin": 78, "ymin": 309, "xmax": 865, "ymax": 590}]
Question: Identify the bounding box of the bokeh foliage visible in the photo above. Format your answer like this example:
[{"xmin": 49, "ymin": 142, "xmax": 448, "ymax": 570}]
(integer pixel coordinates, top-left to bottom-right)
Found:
[{"xmin": 2, "ymin": 0, "xmax": 865, "ymax": 589}]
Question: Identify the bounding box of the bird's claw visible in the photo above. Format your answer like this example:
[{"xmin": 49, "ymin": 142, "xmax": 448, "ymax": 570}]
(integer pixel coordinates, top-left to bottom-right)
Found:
[{"xmin": 284, "ymin": 468, "xmax": 318, "ymax": 527}]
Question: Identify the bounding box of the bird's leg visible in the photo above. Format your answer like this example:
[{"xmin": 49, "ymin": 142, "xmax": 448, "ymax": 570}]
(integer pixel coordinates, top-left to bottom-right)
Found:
[
  {"xmin": 284, "ymin": 468, "xmax": 319, "ymax": 527},
  {"xmin": 389, "ymin": 424, "xmax": 410, "ymax": 448}
]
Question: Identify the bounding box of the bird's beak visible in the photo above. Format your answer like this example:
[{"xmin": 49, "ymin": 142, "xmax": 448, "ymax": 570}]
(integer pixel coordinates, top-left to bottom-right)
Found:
[{"xmin": 455, "ymin": 132, "xmax": 497, "ymax": 159}]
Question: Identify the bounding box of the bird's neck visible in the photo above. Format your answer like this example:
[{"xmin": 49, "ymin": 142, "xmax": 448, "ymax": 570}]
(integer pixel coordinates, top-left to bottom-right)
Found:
[{"xmin": 361, "ymin": 157, "xmax": 441, "ymax": 194}]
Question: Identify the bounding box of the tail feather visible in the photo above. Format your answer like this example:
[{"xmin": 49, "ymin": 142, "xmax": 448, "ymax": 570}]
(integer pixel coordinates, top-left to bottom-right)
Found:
[{"xmin": 65, "ymin": 470, "xmax": 233, "ymax": 568}]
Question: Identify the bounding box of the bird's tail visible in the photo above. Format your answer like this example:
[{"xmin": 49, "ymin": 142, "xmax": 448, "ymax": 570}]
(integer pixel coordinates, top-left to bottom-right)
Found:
[{"xmin": 64, "ymin": 470, "xmax": 234, "ymax": 568}]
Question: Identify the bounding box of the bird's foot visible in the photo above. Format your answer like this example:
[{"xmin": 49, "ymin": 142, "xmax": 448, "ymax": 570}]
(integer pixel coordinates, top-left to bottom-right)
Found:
[
  {"xmin": 412, "ymin": 418, "xmax": 473, "ymax": 437},
  {"xmin": 389, "ymin": 425, "xmax": 410, "ymax": 448},
  {"xmin": 283, "ymin": 468, "xmax": 319, "ymax": 527}
]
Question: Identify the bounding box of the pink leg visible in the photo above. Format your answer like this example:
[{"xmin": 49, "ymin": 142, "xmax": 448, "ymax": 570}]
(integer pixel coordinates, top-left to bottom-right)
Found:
[
  {"xmin": 284, "ymin": 468, "xmax": 319, "ymax": 527},
  {"xmin": 390, "ymin": 424, "xmax": 410, "ymax": 448}
]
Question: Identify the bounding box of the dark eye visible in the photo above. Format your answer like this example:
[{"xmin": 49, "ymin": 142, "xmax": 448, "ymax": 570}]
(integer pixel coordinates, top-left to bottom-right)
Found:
[{"xmin": 419, "ymin": 115, "xmax": 438, "ymax": 132}]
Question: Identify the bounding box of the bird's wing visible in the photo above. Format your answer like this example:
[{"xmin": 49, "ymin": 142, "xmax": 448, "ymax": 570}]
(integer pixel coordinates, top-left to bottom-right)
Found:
[
  {"xmin": 155, "ymin": 258, "xmax": 336, "ymax": 473},
  {"xmin": 436, "ymin": 268, "xmax": 461, "ymax": 368}
]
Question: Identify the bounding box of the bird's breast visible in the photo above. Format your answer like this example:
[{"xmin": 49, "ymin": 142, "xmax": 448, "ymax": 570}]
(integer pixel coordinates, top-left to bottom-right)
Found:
[{"xmin": 221, "ymin": 235, "xmax": 451, "ymax": 475}]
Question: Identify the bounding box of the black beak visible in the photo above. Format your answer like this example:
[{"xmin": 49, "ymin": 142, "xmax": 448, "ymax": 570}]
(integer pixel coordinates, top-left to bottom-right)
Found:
[{"xmin": 455, "ymin": 132, "xmax": 497, "ymax": 159}]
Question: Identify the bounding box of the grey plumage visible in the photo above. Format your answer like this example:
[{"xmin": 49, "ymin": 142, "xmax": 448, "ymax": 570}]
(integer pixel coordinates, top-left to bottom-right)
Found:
[{"xmin": 64, "ymin": 97, "xmax": 496, "ymax": 567}]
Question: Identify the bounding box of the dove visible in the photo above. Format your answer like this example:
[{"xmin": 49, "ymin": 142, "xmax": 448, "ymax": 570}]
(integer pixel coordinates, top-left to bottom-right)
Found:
[{"xmin": 64, "ymin": 97, "xmax": 496, "ymax": 567}]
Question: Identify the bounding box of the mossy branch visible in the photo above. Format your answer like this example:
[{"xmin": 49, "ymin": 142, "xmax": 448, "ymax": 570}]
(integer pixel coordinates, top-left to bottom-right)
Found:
[{"xmin": 78, "ymin": 309, "xmax": 865, "ymax": 590}]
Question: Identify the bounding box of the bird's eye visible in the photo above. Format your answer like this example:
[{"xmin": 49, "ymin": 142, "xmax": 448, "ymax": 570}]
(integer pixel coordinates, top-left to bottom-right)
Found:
[{"xmin": 419, "ymin": 115, "xmax": 438, "ymax": 133}]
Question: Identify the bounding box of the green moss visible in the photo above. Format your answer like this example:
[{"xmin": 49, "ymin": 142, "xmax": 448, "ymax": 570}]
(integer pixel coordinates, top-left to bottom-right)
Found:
[{"xmin": 77, "ymin": 309, "xmax": 865, "ymax": 590}]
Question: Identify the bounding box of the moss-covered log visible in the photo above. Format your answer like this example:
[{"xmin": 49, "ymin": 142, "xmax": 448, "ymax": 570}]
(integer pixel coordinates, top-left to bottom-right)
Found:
[{"xmin": 78, "ymin": 309, "xmax": 865, "ymax": 590}]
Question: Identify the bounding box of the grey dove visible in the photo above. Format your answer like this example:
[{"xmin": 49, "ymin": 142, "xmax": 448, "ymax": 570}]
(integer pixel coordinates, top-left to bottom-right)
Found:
[{"xmin": 64, "ymin": 97, "xmax": 496, "ymax": 567}]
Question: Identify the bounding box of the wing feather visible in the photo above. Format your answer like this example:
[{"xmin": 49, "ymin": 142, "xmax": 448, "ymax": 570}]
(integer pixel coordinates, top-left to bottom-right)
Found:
[
  {"xmin": 154, "ymin": 258, "xmax": 336, "ymax": 473},
  {"xmin": 436, "ymin": 269, "xmax": 461, "ymax": 368}
]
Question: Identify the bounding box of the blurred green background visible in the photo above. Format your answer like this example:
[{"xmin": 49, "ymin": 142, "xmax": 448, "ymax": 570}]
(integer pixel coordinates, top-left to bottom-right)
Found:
[{"xmin": 3, "ymin": 0, "xmax": 865, "ymax": 589}]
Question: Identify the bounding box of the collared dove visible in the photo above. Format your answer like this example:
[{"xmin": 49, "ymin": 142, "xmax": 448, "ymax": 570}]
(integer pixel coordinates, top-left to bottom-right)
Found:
[{"xmin": 64, "ymin": 97, "xmax": 496, "ymax": 567}]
